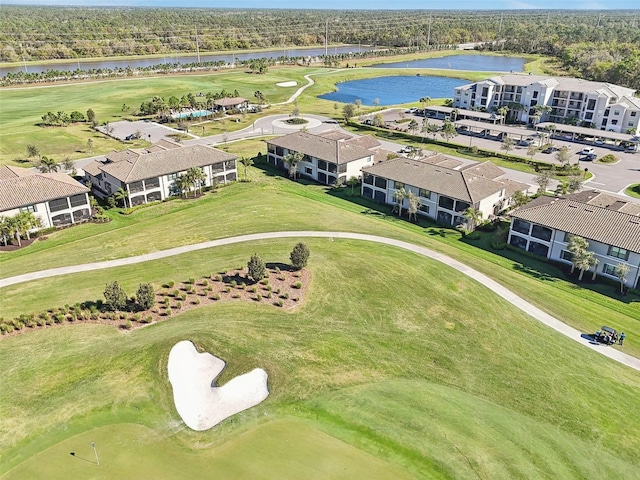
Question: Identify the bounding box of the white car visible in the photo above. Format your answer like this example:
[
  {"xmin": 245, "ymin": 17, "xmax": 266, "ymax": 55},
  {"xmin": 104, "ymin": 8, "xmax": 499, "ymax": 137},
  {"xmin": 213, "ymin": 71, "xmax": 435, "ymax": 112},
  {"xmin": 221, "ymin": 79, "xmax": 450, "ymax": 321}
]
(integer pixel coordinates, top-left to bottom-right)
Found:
[{"xmin": 580, "ymin": 147, "xmax": 595, "ymax": 155}]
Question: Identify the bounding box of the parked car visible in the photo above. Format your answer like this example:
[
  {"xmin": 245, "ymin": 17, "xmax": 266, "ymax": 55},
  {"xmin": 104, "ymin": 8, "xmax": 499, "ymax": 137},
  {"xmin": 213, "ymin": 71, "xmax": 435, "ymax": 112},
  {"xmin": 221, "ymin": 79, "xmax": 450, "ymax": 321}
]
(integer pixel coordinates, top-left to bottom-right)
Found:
[
  {"xmin": 517, "ymin": 139, "xmax": 531, "ymax": 147},
  {"xmin": 581, "ymin": 153, "xmax": 597, "ymax": 161},
  {"xmin": 399, "ymin": 146, "xmax": 417, "ymax": 154},
  {"xmin": 580, "ymin": 147, "xmax": 595, "ymax": 155},
  {"xmin": 541, "ymin": 146, "xmax": 558, "ymax": 154}
]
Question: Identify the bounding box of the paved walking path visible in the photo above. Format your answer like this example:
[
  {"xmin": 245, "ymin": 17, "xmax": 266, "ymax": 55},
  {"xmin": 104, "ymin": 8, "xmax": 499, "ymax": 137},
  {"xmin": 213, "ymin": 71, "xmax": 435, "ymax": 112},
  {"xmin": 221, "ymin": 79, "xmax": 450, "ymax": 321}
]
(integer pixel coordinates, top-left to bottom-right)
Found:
[{"xmin": 2, "ymin": 231, "xmax": 638, "ymax": 371}]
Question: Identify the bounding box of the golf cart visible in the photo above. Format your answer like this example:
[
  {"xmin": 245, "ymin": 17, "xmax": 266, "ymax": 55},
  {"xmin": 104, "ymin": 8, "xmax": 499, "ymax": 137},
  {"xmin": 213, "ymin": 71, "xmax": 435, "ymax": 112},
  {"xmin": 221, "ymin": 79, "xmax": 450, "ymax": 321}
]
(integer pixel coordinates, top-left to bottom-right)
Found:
[{"xmin": 594, "ymin": 326, "xmax": 618, "ymax": 345}]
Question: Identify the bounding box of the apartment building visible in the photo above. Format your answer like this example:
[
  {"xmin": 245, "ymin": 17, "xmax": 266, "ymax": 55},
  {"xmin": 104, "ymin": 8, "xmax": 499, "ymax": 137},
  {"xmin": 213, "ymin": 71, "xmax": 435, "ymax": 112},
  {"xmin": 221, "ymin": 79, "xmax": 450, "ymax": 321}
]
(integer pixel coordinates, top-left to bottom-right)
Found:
[{"xmin": 453, "ymin": 74, "xmax": 640, "ymax": 135}]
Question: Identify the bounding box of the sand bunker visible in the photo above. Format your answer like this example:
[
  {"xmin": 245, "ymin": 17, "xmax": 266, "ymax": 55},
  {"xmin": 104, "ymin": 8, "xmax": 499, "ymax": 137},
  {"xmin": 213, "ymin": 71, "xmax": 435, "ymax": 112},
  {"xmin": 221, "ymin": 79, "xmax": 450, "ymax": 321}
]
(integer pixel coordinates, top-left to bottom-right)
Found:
[
  {"xmin": 168, "ymin": 340, "xmax": 269, "ymax": 431},
  {"xmin": 276, "ymin": 81, "xmax": 297, "ymax": 87}
]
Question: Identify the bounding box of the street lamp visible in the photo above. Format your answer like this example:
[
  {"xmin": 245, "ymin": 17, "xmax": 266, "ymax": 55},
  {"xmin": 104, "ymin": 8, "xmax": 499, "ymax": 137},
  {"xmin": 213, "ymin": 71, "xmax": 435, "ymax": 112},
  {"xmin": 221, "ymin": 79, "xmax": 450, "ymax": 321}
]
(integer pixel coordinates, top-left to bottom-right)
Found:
[{"xmin": 91, "ymin": 441, "xmax": 100, "ymax": 466}]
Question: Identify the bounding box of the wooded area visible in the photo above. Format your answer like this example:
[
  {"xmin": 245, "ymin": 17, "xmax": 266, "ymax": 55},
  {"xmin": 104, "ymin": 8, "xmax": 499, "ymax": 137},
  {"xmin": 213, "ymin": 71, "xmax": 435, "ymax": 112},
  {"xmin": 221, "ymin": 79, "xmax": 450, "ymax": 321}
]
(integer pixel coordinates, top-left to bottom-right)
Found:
[{"xmin": 1, "ymin": 7, "xmax": 639, "ymax": 89}]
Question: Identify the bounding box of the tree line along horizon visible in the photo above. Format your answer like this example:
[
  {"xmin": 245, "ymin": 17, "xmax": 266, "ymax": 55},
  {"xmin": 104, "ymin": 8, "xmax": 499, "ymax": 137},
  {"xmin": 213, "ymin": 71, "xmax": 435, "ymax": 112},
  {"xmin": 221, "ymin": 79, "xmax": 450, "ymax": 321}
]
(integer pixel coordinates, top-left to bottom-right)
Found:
[{"xmin": 0, "ymin": 7, "xmax": 638, "ymax": 90}]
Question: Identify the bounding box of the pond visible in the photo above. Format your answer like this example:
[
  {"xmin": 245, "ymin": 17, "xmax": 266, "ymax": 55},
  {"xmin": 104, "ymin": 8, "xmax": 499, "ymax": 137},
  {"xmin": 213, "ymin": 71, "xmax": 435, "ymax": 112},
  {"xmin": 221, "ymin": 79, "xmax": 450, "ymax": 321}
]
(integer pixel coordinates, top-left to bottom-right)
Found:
[
  {"xmin": 371, "ymin": 54, "xmax": 526, "ymax": 72},
  {"xmin": 318, "ymin": 75, "xmax": 467, "ymax": 106}
]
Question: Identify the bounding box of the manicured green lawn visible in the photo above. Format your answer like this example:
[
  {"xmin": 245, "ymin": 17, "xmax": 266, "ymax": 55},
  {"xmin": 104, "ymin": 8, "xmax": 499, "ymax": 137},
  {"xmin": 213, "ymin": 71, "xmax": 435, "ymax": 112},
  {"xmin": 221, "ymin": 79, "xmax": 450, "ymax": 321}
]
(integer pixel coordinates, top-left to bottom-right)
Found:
[
  {"xmin": 625, "ymin": 183, "xmax": 640, "ymax": 199},
  {"xmin": 3, "ymin": 420, "xmax": 413, "ymax": 480},
  {"xmin": 1, "ymin": 242, "xmax": 639, "ymax": 478}
]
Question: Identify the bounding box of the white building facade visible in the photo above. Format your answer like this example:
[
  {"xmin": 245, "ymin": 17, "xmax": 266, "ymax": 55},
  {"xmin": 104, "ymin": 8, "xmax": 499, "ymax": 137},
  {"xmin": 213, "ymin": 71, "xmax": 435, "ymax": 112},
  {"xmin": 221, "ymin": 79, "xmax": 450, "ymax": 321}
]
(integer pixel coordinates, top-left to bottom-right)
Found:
[
  {"xmin": 453, "ymin": 74, "xmax": 640, "ymax": 134},
  {"xmin": 508, "ymin": 192, "xmax": 640, "ymax": 288}
]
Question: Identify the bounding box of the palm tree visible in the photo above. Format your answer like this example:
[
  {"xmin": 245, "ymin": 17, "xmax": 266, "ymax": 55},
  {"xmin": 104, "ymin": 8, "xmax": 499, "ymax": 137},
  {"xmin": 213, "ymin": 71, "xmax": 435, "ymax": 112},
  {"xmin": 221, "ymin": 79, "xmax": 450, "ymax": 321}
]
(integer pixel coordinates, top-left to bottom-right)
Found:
[
  {"xmin": 501, "ymin": 137, "xmax": 515, "ymax": 154},
  {"xmin": 15, "ymin": 211, "xmax": 41, "ymax": 241},
  {"xmin": 450, "ymin": 108, "xmax": 460, "ymax": 122},
  {"xmin": 392, "ymin": 187, "xmax": 407, "ymax": 217},
  {"xmin": 26, "ymin": 144, "xmax": 40, "ymax": 159},
  {"xmin": 406, "ymin": 191, "xmax": 420, "ymax": 221},
  {"xmin": 462, "ymin": 207, "xmax": 483, "ymax": 231},
  {"xmin": 175, "ymin": 175, "xmax": 191, "ymax": 197},
  {"xmin": 426, "ymin": 123, "xmax": 439, "ymax": 140},
  {"xmin": 186, "ymin": 167, "xmax": 206, "ymax": 196},
  {"xmin": 497, "ymin": 106, "xmax": 509, "ymax": 125},
  {"xmin": 0, "ymin": 216, "xmax": 11, "ymax": 246},
  {"xmin": 283, "ymin": 151, "xmax": 303, "ymax": 180},
  {"xmin": 614, "ymin": 263, "xmax": 630, "ymax": 293},
  {"xmin": 347, "ymin": 176, "xmax": 359, "ymax": 195},
  {"xmin": 37, "ymin": 156, "xmax": 59, "ymax": 173},
  {"xmin": 575, "ymin": 250, "xmax": 598, "ymax": 281},
  {"xmin": 239, "ymin": 156, "xmax": 254, "ymax": 182},
  {"xmin": 439, "ymin": 119, "xmax": 457, "ymax": 142},
  {"xmin": 113, "ymin": 187, "xmax": 129, "ymax": 208},
  {"xmin": 567, "ymin": 235, "xmax": 589, "ymax": 274},
  {"xmin": 408, "ymin": 119, "xmax": 419, "ymax": 136},
  {"xmin": 6, "ymin": 216, "xmax": 21, "ymax": 247}
]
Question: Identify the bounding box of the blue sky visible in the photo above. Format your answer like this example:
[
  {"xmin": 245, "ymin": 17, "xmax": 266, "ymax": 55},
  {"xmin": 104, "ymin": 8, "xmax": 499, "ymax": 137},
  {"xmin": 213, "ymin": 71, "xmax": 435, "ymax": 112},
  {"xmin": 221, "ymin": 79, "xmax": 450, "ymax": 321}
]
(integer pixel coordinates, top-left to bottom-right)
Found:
[{"xmin": 2, "ymin": 0, "xmax": 638, "ymax": 9}]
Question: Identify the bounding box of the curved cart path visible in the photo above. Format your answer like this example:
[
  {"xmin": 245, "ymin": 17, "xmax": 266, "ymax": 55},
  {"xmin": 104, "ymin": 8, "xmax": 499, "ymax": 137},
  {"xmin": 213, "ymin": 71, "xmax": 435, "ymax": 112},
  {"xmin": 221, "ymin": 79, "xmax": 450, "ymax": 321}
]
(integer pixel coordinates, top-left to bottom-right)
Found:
[{"xmin": 1, "ymin": 231, "xmax": 638, "ymax": 371}]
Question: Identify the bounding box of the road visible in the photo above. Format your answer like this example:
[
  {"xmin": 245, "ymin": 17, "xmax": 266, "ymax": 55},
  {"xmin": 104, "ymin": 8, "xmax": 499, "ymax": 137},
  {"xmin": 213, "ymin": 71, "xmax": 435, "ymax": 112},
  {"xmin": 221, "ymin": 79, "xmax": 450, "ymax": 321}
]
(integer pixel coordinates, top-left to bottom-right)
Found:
[{"xmin": 1, "ymin": 231, "xmax": 638, "ymax": 372}]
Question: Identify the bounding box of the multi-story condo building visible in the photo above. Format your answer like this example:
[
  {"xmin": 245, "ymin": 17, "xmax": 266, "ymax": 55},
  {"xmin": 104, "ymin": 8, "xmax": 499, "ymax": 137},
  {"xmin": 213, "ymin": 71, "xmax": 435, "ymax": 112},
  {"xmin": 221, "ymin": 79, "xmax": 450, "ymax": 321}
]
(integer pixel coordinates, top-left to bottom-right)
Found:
[
  {"xmin": 84, "ymin": 141, "xmax": 237, "ymax": 206},
  {"xmin": 0, "ymin": 166, "xmax": 91, "ymax": 229},
  {"xmin": 453, "ymin": 74, "xmax": 640, "ymax": 135},
  {"xmin": 508, "ymin": 190, "xmax": 640, "ymax": 289}
]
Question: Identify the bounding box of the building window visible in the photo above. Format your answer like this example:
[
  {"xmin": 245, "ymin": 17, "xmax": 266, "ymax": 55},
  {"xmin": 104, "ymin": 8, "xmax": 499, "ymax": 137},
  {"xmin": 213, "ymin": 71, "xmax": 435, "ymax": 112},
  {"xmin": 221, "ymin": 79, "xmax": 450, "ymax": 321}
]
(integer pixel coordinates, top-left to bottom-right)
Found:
[
  {"xmin": 48, "ymin": 198, "xmax": 69, "ymax": 212},
  {"xmin": 224, "ymin": 160, "xmax": 235, "ymax": 170},
  {"xmin": 560, "ymin": 250, "xmax": 573, "ymax": 262},
  {"xmin": 338, "ymin": 164, "xmax": 347, "ymax": 174},
  {"xmin": 69, "ymin": 194, "xmax": 87, "ymax": 208},
  {"xmin": 532, "ymin": 91, "xmax": 538, "ymax": 99},
  {"xmin": 328, "ymin": 163, "xmax": 337, "ymax": 174},
  {"xmin": 395, "ymin": 181, "xmax": 405, "ymax": 190},
  {"xmin": 317, "ymin": 160, "xmax": 328, "ymax": 171},
  {"xmin": 531, "ymin": 224, "xmax": 552, "ymax": 242},
  {"xmin": 305, "ymin": 167, "xmax": 313, "ymax": 175},
  {"xmin": 418, "ymin": 204, "xmax": 430, "ymax": 214},
  {"xmin": 509, "ymin": 234, "xmax": 527, "ymax": 249},
  {"xmin": 611, "ymin": 120, "xmax": 618, "ymax": 126},
  {"xmin": 147, "ymin": 191, "xmax": 162, "ymax": 202},
  {"xmin": 374, "ymin": 176, "xmax": 387, "ymax": 189},
  {"xmin": 631, "ymin": 112, "xmax": 637, "ymax": 117},
  {"xmin": 608, "ymin": 246, "xmax": 629, "ymax": 260},
  {"xmin": 512, "ymin": 219, "xmax": 531, "ymax": 235},
  {"xmin": 362, "ymin": 186, "xmax": 373, "ymax": 199},
  {"xmin": 363, "ymin": 174, "xmax": 373, "ymax": 185},
  {"xmin": 211, "ymin": 163, "xmax": 224, "ymax": 174},
  {"xmin": 438, "ymin": 196, "xmax": 455, "ymax": 210},
  {"xmin": 168, "ymin": 173, "xmax": 179, "ymax": 181},
  {"xmin": 419, "ymin": 189, "xmax": 430, "ymax": 199},
  {"xmin": 602, "ymin": 264, "xmax": 617, "ymax": 276},
  {"xmin": 51, "ymin": 212, "xmax": 72, "ymax": 226},
  {"xmin": 129, "ymin": 181, "xmax": 144, "ymax": 193},
  {"xmin": 454, "ymin": 201, "xmax": 470, "ymax": 213},
  {"xmin": 275, "ymin": 146, "xmax": 284, "ymax": 157},
  {"xmin": 528, "ymin": 241, "xmax": 549, "ymax": 257},
  {"xmin": 145, "ymin": 177, "xmax": 160, "ymax": 189},
  {"xmin": 19, "ymin": 205, "xmax": 36, "ymax": 213},
  {"xmin": 72, "ymin": 209, "xmax": 90, "ymax": 222},
  {"xmin": 614, "ymin": 110, "xmax": 620, "ymax": 115}
]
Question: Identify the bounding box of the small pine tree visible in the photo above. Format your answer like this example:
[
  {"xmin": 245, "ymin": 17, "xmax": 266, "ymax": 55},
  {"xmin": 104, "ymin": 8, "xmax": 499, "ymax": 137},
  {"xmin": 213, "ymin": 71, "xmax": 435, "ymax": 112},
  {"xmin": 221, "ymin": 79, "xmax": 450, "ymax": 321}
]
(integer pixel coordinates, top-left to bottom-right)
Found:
[
  {"xmin": 136, "ymin": 283, "xmax": 155, "ymax": 310},
  {"xmin": 104, "ymin": 281, "xmax": 127, "ymax": 312},
  {"xmin": 247, "ymin": 253, "xmax": 266, "ymax": 283},
  {"xmin": 290, "ymin": 242, "xmax": 310, "ymax": 270}
]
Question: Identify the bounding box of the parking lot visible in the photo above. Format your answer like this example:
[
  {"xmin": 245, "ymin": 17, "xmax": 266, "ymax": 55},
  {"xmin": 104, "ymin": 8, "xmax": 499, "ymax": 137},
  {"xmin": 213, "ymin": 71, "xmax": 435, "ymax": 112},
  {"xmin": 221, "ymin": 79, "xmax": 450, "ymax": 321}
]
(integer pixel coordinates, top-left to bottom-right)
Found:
[{"xmin": 368, "ymin": 108, "xmax": 640, "ymax": 195}]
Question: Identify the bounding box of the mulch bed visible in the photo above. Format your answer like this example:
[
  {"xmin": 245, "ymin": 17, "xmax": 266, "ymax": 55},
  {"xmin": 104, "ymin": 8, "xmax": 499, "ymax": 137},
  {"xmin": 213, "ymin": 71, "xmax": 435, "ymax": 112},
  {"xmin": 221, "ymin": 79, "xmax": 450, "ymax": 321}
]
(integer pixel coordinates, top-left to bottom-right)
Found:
[
  {"xmin": 0, "ymin": 265, "xmax": 310, "ymax": 338},
  {"xmin": 0, "ymin": 238, "xmax": 37, "ymax": 252}
]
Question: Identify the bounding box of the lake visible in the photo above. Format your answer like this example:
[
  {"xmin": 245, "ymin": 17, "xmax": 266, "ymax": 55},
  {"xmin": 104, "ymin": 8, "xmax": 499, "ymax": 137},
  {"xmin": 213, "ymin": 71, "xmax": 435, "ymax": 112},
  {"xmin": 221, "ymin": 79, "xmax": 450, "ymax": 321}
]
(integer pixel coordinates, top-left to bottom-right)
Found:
[
  {"xmin": 318, "ymin": 75, "xmax": 467, "ymax": 106},
  {"xmin": 0, "ymin": 45, "xmax": 375, "ymax": 77},
  {"xmin": 372, "ymin": 54, "xmax": 526, "ymax": 72}
]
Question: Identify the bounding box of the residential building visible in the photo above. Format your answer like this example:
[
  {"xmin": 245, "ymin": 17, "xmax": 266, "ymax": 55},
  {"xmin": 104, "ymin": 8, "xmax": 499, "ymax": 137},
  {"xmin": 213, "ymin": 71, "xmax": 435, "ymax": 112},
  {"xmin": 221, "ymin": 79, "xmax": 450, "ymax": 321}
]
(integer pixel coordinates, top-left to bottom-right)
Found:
[
  {"xmin": 265, "ymin": 130, "xmax": 378, "ymax": 185},
  {"xmin": 360, "ymin": 156, "xmax": 529, "ymax": 228},
  {"xmin": 84, "ymin": 142, "xmax": 237, "ymax": 205},
  {"xmin": 453, "ymin": 74, "xmax": 640, "ymax": 134},
  {"xmin": 0, "ymin": 166, "xmax": 91, "ymax": 229},
  {"xmin": 508, "ymin": 191, "xmax": 640, "ymax": 288}
]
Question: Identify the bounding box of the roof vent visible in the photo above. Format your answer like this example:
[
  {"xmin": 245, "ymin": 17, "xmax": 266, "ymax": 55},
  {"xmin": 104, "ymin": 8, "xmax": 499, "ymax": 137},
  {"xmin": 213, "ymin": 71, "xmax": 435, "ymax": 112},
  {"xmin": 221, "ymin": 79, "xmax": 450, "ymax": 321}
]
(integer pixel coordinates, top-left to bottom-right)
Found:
[{"xmin": 584, "ymin": 208, "xmax": 594, "ymax": 212}]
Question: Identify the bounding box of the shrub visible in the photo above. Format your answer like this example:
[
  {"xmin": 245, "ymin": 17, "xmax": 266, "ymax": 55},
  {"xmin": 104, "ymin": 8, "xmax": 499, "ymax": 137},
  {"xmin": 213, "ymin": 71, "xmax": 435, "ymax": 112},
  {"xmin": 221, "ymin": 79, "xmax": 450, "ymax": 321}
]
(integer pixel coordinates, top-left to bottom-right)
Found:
[
  {"xmin": 214, "ymin": 275, "xmax": 222, "ymax": 282},
  {"xmin": 180, "ymin": 293, "xmax": 187, "ymax": 301},
  {"xmin": 136, "ymin": 283, "xmax": 155, "ymax": 310},
  {"xmin": 293, "ymin": 281, "xmax": 302, "ymax": 289},
  {"xmin": 250, "ymin": 286, "xmax": 257, "ymax": 293},
  {"xmin": 267, "ymin": 285, "xmax": 272, "ymax": 292},
  {"xmin": 122, "ymin": 321, "xmax": 132, "ymax": 330},
  {"xmin": 226, "ymin": 286, "xmax": 232, "ymax": 293},
  {"xmin": 185, "ymin": 284, "xmax": 193, "ymax": 293},
  {"xmin": 598, "ymin": 154, "xmax": 618, "ymax": 163},
  {"xmin": 213, "ymin": 293, "xmax": 221, "ymax": 301},
  {"xmin": 166, "ymin": 308, "xmax": 172, "ymax": 316},
  {"xmin": 164, "ymin": 297, "xmax": 171, "ymax": 306},
  {"xmin": 167, "ymin": 281, "xmax": 175, "ymax": 288},
  {"xmin": 173, "ymin": 289, "xmax": 180, "ymax": 297},
  {"xmin": 274, "ymin": 288, "xmax": 281, "ymax": 294},
  {"xmin": 175, "ymin": 301, "xmax": 182, "ymax": 310},
  {"xmin": 231, "ymin": 280, "xmax": 237, "ymax": 287},
  {"xmin": 189, "ymin": 277, "xmax": 195, "ymax": 285},
  {"xmin": 132, "ymin": 313, "xmax": 141, "ymax": 322},
  {"xmin": 202, "ymin": 279, "xmax": 208, "ymax": 287},
  {"xmin": 260, "ymin": 278, "xmax": 269, "ymax": 285},
  {"xmin": 193, "ymin": 298, "xmax": 200, "ymax": 305},
  {"xmin": 141, "ymin": 315, "xmax": 153, "ymax": 324},
  {"xmin": 283, "ymin": 292, "xmax": 290, "ymax": 299},
  {"xmin": 232, "ymin": 293, "xmax": 241, "ymax": 299},
  {"xmin": 104, "ymin": 281, "xmax": 127, "ymax": 312},
  {"xmin": 266, "ymin": 292, "xmax": 272, "ymax": 299},
  {"xmin": 290, "ymin": 242, "xmax": 310, "ymax": 270},
  {"xmin": 276, "ymin": 299, "xmax": 284, "ymax": 307},
  {"xmin": 240, "ymin": 282, "xmax": 247, "ymax": 289},
  {"xmin": 247, "ymin": 253, "xmax": 266, "ymax": 282},
  {"xmin": 256, "ymin": 293, "xmax": 262, "ymax": 301}
]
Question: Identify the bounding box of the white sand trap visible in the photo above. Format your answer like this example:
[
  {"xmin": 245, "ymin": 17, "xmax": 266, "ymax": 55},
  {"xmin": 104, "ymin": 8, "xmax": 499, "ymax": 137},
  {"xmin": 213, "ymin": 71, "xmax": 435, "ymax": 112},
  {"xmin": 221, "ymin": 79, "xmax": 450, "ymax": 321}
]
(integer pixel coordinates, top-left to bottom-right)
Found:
[
  {"xmin": 276, "ymin": 81, "xmax": 297, "ymax": 87},
  {"xmin": 168, "ymin": 340, "xmax": 269, "ymax": 431}
]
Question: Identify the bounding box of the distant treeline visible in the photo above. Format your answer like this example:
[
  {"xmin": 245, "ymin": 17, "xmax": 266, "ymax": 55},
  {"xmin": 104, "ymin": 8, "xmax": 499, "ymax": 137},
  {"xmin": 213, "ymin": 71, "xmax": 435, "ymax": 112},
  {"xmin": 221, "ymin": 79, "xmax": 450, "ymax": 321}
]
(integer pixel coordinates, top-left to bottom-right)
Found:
[{"xmin": 1, "ymin": 7, "xmax": 639, "ymax": 89}]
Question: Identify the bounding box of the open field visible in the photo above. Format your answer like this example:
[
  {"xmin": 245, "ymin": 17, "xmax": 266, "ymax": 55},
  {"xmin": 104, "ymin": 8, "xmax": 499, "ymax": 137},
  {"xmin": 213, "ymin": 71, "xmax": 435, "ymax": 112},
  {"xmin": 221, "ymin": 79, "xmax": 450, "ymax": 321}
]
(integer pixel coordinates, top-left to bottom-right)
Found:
[{"xmin": 2, "ymin": 241, "xmax": 639, "ymax": 478}]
